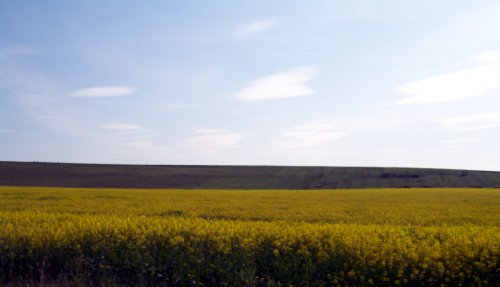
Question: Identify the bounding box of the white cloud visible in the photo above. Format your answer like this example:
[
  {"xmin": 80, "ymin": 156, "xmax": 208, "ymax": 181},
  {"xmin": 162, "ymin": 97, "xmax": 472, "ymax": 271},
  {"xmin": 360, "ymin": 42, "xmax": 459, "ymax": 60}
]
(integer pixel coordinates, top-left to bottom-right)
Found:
[
  {"xmin": 394, "ymin": 50, "xmax": 500, "ymax": 104},
  {"xmin": 279, "ymin": 131, "xmax": 344, "ymax": 148},
  {"xmin": 473, "ymin": 50, "xmax": 500, "ymax": 63},
  {"xmin": 436, "ymin": 113, "xmax": 500, "ymax": 131},
  {"xmin": 0, "ymin": 51, "xmax": 101, "ymax": 139},
  {"xmin": 69, "ymin": 87, "xmax": 136, "ymax": 98},
  {"xmin": 234, "ymin": 66, "xmax": 318, "ymax": 101},
  {"xmin": 182, "ymin": 129, "xmax": 245, "ymax": 149},
  {"xmin": 294, "ymin": 120, "xmax": 339, "ymax": 130},
  {"xmin": 468, "ymin": 161, "xmax": 500, "ymax": 172},
  {"xmin": 438, "ymin": 138, "xmax": 479, "ymax": 143},
  {"xmin": 113, "ymin": 137, "xmax": 146, "ymax": 140},
  {"xmin": 233, "ymin": 20, "xmax": 276, "ymax": 35},
  {"xmin": 193, "ymin": 129, "xmax": 229, "ymax": 134},
  {"xmin": 0, "ymin": 130, "xmax": 16, "ymax": 133},
  {"xmin": 0, "ymin": 45, "xmax": 37, "ymax": 55},
  {"xmin": 263, "ymin": 120, "xmax": 345, "ymax": 152},
  {"xmin": 112, "ymin": 130, "xmax": 146, "ymax": 135},
  {"xmin": 106, "ymin": 149, "xmax": 133, "ymax": 154},
  {"xmin": 101, "ymin": 123, "xmax": 142, "ymax": 130},
  {"xmin": 126, "ymin": 141, "xmax": 155, "ymax": 149},
  {"xmin": 122, "ymin": 129, "xmax": 247, "ymax": 158}
]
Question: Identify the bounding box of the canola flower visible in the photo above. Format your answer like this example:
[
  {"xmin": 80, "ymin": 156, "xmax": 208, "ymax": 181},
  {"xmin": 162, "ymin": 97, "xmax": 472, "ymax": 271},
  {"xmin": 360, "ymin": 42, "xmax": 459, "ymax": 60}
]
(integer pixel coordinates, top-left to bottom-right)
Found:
[
  {"xmin": 2, "ymin": 186, "xmax": 500, "ymax": 226},
  {"xmin": 1, "ymin": 186, "xmax": 500, "ymax": 286}
]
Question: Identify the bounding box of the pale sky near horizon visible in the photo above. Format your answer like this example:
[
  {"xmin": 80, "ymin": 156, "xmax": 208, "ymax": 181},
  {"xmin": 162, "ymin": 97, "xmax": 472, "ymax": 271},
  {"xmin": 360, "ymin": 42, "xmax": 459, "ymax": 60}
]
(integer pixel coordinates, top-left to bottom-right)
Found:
[{"xmin": 1, "ymin": 1, "xmax": 500, "ymax": 171}]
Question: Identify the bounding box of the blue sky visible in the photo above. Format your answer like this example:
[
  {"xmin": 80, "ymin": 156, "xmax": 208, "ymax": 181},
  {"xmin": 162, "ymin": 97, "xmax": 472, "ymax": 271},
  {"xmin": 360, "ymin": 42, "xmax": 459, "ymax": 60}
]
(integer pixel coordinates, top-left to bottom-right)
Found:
[{"xmin": 1, "ymin": 1, "xmax": 500, "ymax": 170}]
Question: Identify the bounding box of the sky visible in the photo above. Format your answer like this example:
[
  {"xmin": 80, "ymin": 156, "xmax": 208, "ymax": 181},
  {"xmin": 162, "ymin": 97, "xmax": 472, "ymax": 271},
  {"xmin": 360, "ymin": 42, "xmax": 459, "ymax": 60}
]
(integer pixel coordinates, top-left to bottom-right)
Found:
[{"xmin": 1, "ymin": 1, "xmax": 500, "ymax": 171}]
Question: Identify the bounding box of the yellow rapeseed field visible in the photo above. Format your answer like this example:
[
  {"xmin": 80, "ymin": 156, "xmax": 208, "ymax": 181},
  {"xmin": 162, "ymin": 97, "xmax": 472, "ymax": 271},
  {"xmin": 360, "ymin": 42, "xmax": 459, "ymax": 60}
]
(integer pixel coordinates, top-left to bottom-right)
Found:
[{"xmin": 1, "ymin": 186, "xmax": 500, "ymax": 286}]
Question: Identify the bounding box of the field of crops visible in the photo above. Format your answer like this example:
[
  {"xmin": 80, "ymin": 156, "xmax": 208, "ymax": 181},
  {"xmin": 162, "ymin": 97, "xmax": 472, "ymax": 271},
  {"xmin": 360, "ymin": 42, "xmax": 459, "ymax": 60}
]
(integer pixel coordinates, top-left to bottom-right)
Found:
[
  {"xmin": 1, "ymin": 186, "xmax": 500, "ymax": 286},
  {"xmin": 3, "ymin": 162, "xmax": 500, "ymax": 190}
]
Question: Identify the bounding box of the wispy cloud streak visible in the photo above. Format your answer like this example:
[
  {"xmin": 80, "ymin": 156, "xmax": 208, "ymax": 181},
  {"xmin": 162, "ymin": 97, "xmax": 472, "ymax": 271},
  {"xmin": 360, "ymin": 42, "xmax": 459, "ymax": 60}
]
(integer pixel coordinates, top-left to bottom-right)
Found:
[
  {"xmin": 0, "ymin": 45, "xmax": 37, "ymax": 55},
  {"xmin": 0, "ymin": 46, "xmax": 112, "ymax": 142},
  {"xmin": 122, "ymin": 128, "xmax": 247, "ymax": 158},
  {"xmin": 69, "ymin": 87, "xmax": 136, "ymax": 98},
  {"xmin": 438, "ymin": 138, "xmax": 479, "ymax": 143},
  {"xmin": 234, "ymin": 66, "xmax": 318, "ymax": 101},
  {"xmin": 101, "ymin": 124, "xmax": 143, "ymax": 130},
  {"xmin": 436, "ymin": 113, "xmax": 500, "ymax": 131},
  {"xmin": 262, "ymin": 120, "xmax": 344, "ymax": 154},
  {"xmin": 395, "ymin": 51, "xmax": 500, "ymax": 104},
  {"xmin": 233, "ymin": 20, "xmax": 276, "ymax": 35}
]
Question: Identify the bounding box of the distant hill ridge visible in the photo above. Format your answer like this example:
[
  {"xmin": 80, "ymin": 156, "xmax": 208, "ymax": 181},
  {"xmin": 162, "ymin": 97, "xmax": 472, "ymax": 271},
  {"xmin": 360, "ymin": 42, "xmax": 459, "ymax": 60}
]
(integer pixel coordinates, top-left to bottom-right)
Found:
[{"xmin": 1, "ymin": 161, "xmax": 499, "ymax": 189}]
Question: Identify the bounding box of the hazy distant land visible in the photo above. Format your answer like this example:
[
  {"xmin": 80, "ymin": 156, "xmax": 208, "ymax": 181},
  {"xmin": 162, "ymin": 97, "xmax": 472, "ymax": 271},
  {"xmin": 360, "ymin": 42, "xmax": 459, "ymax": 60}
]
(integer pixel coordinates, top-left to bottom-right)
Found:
[{"xmin": 1, "ymin": 161, "xmax": 499, "ymax": 189}]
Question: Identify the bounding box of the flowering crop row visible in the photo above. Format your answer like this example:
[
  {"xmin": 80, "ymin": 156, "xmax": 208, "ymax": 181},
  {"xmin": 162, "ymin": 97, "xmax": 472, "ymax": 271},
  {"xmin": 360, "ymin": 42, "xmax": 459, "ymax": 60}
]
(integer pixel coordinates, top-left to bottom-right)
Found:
[
  {"xmin": 1, "ymin": 186, "xmax": 500, "ymax": 286},
  {"xmin": 2, "ymin": 186, "xmax": 500, "ymax": 226}
]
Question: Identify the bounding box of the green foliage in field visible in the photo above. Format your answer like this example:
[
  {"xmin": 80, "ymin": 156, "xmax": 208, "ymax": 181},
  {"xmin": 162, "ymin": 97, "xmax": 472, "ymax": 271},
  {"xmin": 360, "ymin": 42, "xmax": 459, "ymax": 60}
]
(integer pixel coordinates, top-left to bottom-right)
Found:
[{"xmin": 1, "ymin": 186, "xmax": 500, "ymax": 286}]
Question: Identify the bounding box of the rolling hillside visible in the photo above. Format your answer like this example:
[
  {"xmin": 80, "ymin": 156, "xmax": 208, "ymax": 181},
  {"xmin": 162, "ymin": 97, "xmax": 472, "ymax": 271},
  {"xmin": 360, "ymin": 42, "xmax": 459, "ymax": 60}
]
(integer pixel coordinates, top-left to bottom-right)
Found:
[{"xmin": 1, "ymin": 161, "xmax": 499, "ymax": 189}]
